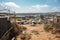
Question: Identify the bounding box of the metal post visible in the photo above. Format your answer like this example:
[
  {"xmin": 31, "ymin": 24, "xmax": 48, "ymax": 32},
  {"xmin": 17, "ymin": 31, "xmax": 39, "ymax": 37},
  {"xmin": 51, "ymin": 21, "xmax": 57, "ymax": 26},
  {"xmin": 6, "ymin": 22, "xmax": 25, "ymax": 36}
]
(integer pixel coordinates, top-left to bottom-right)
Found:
[
  {"xmin": 52, "ymin": 14, "xmax": 55, "ymax": 26},
  {"xmin": 8, "ymin": 9, "xmax": 10, "ymax": 20},
  {"xmin": 14, "ymin": 11, "xmax": 16, "ymax": 25}
]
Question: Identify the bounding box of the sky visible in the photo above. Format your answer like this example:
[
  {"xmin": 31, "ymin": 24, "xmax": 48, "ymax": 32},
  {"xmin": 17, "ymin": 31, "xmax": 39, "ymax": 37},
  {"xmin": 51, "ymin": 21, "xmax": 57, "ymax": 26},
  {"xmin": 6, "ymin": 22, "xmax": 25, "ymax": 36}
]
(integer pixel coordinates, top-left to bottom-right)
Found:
[{"xmin": 0, "ymin": 0, "xmax": 60, "ymax": 13}]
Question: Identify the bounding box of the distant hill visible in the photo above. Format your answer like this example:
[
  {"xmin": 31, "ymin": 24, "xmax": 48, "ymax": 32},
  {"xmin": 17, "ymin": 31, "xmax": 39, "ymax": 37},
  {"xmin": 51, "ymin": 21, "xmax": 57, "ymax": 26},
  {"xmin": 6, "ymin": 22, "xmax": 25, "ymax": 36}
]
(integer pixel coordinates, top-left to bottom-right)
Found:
[{"xmin": 0, "ymin": 12, "xmax": 60, "ymax": 16}]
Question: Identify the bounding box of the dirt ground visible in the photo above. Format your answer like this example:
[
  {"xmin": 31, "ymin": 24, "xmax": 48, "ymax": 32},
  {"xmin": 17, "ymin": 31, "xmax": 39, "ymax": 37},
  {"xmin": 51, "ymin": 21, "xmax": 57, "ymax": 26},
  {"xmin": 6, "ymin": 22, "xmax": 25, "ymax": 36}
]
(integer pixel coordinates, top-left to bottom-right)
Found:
[{"xmin": 16, "ymin": 24, "xmax": 60, "ymax": 40}]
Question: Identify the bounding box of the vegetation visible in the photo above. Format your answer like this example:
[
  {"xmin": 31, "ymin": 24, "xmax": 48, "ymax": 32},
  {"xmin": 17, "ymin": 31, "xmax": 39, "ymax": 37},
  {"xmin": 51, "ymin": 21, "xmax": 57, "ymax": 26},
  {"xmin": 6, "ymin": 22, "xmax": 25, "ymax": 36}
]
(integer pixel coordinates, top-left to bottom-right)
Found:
[
  {"xmin": 44, "ymin": 22, "xmax": 60, "ymax": 34},
  {"xmin": 53, "ymin": 22, "xmax": 60, "ymax": 28},
  {"xmin": 28, "ymin": 16, "xmax": 35, "ymax": 18},
  {"xmin": 20, "ymin": 26, "xmax": 27, "ymax": 31},
  {"xmin": 40, "ymin": 15, "xmax": 44, "ymax": 20},
  {"xmin": 52, "ymin": 22, "xmax": 60, "ymax": 34},
  {"xmin": 22, "ymin": 17, "xmax": 26, "ymax": 20},
  {"xmin": 44, "ymin": 25, "xmax": 50, "ymax": 32}
]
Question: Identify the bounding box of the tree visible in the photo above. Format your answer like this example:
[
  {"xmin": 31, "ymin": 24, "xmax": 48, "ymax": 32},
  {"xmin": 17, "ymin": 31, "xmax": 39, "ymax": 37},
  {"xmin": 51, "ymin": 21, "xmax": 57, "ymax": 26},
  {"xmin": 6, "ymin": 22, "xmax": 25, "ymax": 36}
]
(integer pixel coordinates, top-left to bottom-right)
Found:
[{"xmin": 40, "ymin": 15, "xmax": 44, "ymax": 20}]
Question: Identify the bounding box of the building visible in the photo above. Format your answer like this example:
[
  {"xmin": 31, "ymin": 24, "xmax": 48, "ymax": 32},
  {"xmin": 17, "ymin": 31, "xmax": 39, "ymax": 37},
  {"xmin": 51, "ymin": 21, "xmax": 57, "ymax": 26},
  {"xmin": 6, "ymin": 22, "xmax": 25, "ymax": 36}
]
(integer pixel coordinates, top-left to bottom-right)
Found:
[
  {"xmin": 54, "ymin": 14, "xmax": 60, "ymax": 23},
  {"xmin": 56, "ymin": 15, "xmax": 60, "ymax": 23}
]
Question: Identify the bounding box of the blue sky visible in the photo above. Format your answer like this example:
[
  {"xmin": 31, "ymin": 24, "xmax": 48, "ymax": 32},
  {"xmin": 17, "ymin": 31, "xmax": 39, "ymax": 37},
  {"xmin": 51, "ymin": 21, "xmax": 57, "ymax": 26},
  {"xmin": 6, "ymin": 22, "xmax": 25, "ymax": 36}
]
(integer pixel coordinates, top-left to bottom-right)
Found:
[{"xmin": 0, "ymin": 0, "xmax": 60, "ymax": 13}]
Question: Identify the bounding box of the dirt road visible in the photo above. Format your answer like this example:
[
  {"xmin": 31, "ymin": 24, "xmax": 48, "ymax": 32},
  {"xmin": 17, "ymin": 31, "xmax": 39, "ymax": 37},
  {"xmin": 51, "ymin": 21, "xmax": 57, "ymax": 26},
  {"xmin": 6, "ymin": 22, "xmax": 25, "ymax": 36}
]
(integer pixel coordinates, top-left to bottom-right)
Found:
[{"xmin": 16, "ymin": 24, "xmax": 60, "ymax": 40}]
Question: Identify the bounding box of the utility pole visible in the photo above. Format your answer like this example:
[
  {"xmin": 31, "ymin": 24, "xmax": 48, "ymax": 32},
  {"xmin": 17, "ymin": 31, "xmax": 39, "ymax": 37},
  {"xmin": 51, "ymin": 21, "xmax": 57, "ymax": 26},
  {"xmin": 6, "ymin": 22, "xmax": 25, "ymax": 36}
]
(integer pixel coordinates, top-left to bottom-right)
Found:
[
  {"xmin": 52, "ymin": 14, "xmax": 55, "ymax": 27},
  {"xmin": 8, "ymin": 9, "xmax": 10, "ymax": 20},
  {"xmin": 14, "ymin": 11, "xmax": 16, "ymax": 26}
]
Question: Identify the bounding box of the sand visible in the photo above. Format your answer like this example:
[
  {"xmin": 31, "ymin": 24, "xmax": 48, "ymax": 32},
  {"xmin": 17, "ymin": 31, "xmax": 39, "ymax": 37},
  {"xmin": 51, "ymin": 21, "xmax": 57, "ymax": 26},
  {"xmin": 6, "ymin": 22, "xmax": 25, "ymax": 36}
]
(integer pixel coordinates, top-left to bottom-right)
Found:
[{"xmin": 16, "ymin": 24, "xmax": 60, "ymax": 40}]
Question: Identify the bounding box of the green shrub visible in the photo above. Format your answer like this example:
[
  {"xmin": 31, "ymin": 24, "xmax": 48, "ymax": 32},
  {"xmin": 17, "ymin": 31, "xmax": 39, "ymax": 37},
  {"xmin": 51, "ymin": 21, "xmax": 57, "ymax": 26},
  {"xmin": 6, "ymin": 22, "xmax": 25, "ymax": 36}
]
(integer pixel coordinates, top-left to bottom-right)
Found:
[
  {"xmin": 20, "ymin": 26, "xmax": 27, "ymax": 30},
  {"xmin": 44, "ymin": 25, "xmax": 49, "ymax": 32}
]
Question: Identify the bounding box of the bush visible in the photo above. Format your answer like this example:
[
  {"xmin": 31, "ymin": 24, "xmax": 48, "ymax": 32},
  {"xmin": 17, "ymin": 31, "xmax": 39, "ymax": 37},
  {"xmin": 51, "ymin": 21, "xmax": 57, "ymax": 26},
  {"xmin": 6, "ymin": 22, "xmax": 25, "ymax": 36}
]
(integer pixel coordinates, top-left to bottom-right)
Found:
[
  {"xmin": 20, "ymin": 26, "xmax": 27, "ymax": 31},
  {"xmin": 44, "ymin": 25, "xmax": 49, "ymax": 32},
  {"xmin": 53, "ymin": 23, "xmax": 60, "ymax": 28}
]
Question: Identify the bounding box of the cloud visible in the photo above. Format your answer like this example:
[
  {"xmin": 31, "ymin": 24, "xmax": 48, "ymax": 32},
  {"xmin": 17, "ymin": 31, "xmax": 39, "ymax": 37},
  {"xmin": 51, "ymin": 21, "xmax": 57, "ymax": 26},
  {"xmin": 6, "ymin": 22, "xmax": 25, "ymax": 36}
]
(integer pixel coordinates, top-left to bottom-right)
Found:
[
  {"xmin": 51, "ymin": 7, "xmax": 60, "ymax": 12},
  {"xmin": 31, "ymin": 5, "xmax": 49, "ymax": 10},
  {"xmin": 24, "ymin": 5, "xmax": 60, "ymax": 13},
  {"xmin": 32, "ymin": 5, "xmax": 49, "ymax": 8},
  {"xmin": 0, "ymin": 2, "xmax": 21, "ymax": 13},
  {"xmin": 26, "ymin": 5, "xmax": 49, "ymax": 13},
  {"xmin": 0, "ymin": 2, "xmax": 20, "ymax": 9},
  {"xmin": 4, "ymin": 2, "xmax": 20, "ymax": 8}
]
